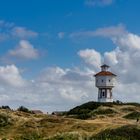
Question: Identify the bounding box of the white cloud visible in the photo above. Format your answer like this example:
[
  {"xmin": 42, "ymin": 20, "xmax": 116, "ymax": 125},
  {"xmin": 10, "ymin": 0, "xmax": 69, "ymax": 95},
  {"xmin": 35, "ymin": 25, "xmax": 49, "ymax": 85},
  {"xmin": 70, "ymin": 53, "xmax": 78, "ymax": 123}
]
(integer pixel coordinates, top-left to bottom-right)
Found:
[
  {"xmin": 104, "ymin": 49, "xmax": 118, "ymax": 65},
  {"xmin": 70, "ymin": 24, "xmax": 126, "ymax": 39},
  {"xmin": 0, "ymin": 20, "xmax": 14, "ymax": 28},
  {"xmin": 58, "ymin": 32, "xmax": 65, "ymax": 39},
  {"xmin": 34, "ymin": 67, "xmax": 94, "ymax": 110},
  {"xmin": 78, "ymin": 49, "xmax": 102, "ymax": 71},
  {"xmin": 107, "ymin": 33, "xmax": 140, "ymax": 84},
  {"xmin": 0, "ymin": 65, "xmax": 95, "ymax": 112},
  {"xmin": 114, "ymin": 33, "xmax": 140, "ymax": 50},
  {"xmin": 0, "ymin": 20, "xmax": 38, "ymax": 41},
  {"xmin": 0, "ymin": 65, "xmax": 25, "ymax": 87},
  {"xmin": 85, "ymin": 0, "xmax": 114, "ymax": 7},
  {"xmin": 12, "ymin": 27, "xmax": 38, "ymax": 38},
  {"xmin": 8, "ymin": 40, "xmax": 39, "ymax": 60}
]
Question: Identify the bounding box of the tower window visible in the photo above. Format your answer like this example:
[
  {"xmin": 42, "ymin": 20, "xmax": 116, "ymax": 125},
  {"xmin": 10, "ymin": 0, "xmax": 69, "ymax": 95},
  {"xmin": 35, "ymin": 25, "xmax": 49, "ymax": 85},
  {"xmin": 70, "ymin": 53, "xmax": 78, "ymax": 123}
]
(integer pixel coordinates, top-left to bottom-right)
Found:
[
  {"xmin": 102, "ymin": 80, "xmax": 104, "ymax": 82},
  {"xmin": 109, "ymin": 79, "xmax": 111, "ymax": 82}
]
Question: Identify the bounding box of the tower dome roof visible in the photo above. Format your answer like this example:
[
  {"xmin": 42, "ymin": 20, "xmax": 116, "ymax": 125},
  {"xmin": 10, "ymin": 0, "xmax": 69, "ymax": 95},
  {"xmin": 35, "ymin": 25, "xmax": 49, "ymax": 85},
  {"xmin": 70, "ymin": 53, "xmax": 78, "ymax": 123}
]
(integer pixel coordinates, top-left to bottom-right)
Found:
[{"xmin": 101, "ymin": 64, "xmax": 110, "ymax": 68}]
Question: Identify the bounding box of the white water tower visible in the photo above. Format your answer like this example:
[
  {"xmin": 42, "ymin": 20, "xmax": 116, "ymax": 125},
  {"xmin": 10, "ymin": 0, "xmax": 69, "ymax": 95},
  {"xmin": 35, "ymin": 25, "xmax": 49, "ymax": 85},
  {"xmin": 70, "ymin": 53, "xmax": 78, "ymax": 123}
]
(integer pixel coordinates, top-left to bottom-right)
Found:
[{"xmin": 94, "ymin": 64, "xmax": 117, "ymax": 102}]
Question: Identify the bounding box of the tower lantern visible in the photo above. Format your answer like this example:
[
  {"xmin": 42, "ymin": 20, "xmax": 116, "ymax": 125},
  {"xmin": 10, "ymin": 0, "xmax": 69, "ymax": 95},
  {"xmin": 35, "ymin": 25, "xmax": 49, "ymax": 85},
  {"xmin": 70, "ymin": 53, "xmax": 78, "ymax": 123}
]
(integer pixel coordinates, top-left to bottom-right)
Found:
[
  {"xmin": 101, "ymin": 64, "xmax": 109, "ymax": 71},
  {"xmin": 94, "ymin": 64, "xmax": 117, "ymax": 103}
]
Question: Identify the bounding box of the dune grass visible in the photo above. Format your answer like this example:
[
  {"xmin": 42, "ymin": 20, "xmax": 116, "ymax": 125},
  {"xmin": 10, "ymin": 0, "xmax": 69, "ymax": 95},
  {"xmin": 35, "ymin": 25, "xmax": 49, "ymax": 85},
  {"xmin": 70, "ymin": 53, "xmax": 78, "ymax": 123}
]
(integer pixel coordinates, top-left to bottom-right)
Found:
[{"xmin": 0, "ymin": 102, "xmax": 139, "ymax": 139}]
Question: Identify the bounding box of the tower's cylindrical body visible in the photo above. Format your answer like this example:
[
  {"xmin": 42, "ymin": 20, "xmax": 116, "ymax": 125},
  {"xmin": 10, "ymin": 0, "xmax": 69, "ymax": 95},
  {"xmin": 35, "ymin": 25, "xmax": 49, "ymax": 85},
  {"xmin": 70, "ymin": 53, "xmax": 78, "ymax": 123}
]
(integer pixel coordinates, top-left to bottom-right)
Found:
[{"xmin": 94, "ymin": 64, "xmax": 117, "ymax": 103}]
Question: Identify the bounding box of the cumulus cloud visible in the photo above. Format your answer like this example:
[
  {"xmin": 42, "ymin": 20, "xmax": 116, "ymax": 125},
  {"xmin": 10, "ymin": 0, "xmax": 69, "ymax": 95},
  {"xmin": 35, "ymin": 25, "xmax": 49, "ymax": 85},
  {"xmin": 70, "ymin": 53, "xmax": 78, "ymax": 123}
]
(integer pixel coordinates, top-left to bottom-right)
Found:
[
  {"xmin": 0, "ymin": 65, "xmax": 25, "ymax": 87},
  {"xmin": 0, "ymin": 66, "xmax": 95, "ymax": 112},
  {"xmin": 8, "ymin": 40, "xmax": 39, "ymax": 60},
  {"xmin": 0, "ymin": 20, "xmax": 14, "ymax": 28},
  {"xmin": 114, "ymin": 33, "xmax": 140, "ymax": 50},
  {"xmin": 85, "ymin": 0, "xmax": 114, "ymax": 7},
  {"xmin": 58, "ymin": 32, "xmax": 65, "ymax": 39},
  {"xmin": 11, "ymin": 27, "xmax": 38, "ymax": 38},
  {"xmin": 0, "ymin": 20, "xmax": 38, "ymax": 41},
  {"xmin": 105, "ymin": 33, "xmax": 140, "ymax": 84},
  {"xmin": 34, "ymin": 67, "xmax": 94, "ymax": 110},
  {"xmin": 70, "ymin": 24, "xmax": 126, "ymax": 39},
  {"xmin": 78, "ymin": 49, "xmax": 102, "ymax": 71}
]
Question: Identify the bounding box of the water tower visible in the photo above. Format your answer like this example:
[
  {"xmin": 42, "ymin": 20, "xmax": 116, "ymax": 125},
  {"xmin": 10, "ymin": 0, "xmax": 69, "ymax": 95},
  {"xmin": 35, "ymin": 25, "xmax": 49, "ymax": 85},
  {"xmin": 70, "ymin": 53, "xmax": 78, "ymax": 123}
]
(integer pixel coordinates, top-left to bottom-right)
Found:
[{"xmin": 94, "ymin": 64, "xmax": 117, "ymax": 102}]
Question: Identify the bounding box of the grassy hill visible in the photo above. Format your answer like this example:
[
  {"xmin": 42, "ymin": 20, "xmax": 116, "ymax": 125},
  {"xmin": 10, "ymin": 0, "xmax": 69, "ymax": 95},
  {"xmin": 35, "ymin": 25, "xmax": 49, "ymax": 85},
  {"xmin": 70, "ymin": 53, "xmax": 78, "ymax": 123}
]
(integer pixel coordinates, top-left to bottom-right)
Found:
[{"xmin": 0, "ymin": 102, "xmax": 140, "ymax": 139}]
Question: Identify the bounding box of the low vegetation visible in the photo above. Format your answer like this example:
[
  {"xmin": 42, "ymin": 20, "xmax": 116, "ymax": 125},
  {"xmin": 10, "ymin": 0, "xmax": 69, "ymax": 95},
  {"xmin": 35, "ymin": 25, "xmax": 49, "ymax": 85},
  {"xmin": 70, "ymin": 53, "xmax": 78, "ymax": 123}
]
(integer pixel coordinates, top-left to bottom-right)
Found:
[
  {"xmin": 120, "ymin": 107, "xmax": 136, "ymax": 112},
  {"xmin": 17, "ymin": 106, "xmax": 32, "ymax": 113},
  {"xmin": 91, "ymin": 108, "xmax": 117, "ymax": 115},
  {"xmin": 46, "ymin": 132, "xmax": 82, "ymax": 140},
  {"xmin": 67, "ymin": 102, "xmax": 118, "ymax": 119},
  {"xmin": 91, "ymin": 125, "xmax": 140, "ymax": 140},
  {"xmin": 0, "ymin": 102, "xmax": 139, "ymax": 139},
  {"xmin": 0, "ymin": 113, "xmax": 12, "ymax": 127},
  {"xmin": 123, "ymin": 111, "xmax": 140, "ymax": 119}
]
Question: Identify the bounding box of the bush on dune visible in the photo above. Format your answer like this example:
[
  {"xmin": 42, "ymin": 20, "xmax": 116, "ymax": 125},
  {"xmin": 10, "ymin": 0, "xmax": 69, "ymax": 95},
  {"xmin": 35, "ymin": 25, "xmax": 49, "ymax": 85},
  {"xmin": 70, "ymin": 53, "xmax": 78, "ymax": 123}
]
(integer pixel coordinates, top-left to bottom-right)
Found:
[
  {"xmin": 91, "ymin": 125, "xmax": 140, "ymax": 140},
  {"xmin": 0, "ymin": 113, "xmax": 12, "ymax": 127},
  {"xmin": 123, "ymin": 111, "xmax": 140, "ymax": 119}
]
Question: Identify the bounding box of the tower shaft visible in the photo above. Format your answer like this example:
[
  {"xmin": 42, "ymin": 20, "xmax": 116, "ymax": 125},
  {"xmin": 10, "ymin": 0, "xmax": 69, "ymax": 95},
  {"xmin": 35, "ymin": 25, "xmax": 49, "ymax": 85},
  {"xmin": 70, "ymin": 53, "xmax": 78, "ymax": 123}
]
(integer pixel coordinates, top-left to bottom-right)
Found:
[{"xmin": 98, "ymin": 88, "xmax": 113, "ymax": 102}]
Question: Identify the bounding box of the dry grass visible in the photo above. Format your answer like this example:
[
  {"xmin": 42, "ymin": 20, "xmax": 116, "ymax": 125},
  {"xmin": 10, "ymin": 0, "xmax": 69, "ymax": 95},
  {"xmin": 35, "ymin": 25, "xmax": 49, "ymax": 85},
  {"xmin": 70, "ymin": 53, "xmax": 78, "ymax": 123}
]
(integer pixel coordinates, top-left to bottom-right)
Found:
[{"xmin": 0, "ymin": 104, "xmax": 140, "ymax": 139}]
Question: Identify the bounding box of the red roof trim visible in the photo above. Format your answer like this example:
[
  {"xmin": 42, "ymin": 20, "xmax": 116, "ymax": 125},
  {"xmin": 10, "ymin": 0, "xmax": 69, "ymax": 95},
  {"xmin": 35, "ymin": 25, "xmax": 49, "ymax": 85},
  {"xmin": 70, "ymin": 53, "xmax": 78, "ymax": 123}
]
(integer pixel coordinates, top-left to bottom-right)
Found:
[{"xmin": 94, "ymin": 71, "xmax": 117, "ymax": 77}]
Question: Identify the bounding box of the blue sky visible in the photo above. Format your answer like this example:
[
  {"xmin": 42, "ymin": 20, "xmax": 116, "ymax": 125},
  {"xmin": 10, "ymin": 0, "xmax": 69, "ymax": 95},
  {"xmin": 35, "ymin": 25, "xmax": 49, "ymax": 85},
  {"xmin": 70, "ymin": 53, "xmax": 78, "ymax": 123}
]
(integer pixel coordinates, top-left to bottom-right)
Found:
[{"xmin": 0, "ymin": 0, "xmax": 140, "ymax": 112}]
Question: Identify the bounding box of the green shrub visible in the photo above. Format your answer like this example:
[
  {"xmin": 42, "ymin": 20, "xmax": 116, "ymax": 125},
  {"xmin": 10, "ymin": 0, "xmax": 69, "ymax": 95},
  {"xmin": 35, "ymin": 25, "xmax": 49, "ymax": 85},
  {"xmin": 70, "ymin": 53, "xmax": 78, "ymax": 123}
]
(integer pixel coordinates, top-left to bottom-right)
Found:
[
  {"xmin": 67, "ymin": 102, "xmax": 118, "ymax": 119},
  {"xmin": 91, "ymin": 125, "xmax": 140, "ymax": 140},
  {"xmin": 17, "ymin": 132, "xmax": 43, "ymax": 140},
  {"xmin": 123, "ymin": 111, "xmax": 140, "ymax": 119},
  {"xmin": 1, "ymin": 138, "xmax": 7, "ymax": 140},
  {"xmin": 92, "ymin": 108, "xmax": 116, "ymax": 115},
  {"xmin": 0, "ymin": 113, "xmax": 12, "ymax": 127},
  {"xmin": 76, "ymin": 113, "xmax": 91, "ymax": 120},
  {"xmin": 124, "ymin": 102, "xmax": 140, "ymax": 107},
  {"xmin": 67, "ymin": 101, "xmax": 118, "ymax": 116},
  {"xmin": 47, "ymin": 132, "xmax": 82, "ymax": 140},
  {"xmin": 1, "ymin": 106, "xmax": 11, "ymax": 110},
  {"xmin": 17, "ymin": 106, "xmax": 31, "ymax": 113},
  {"xmin": 121, "ymin": 107, "xmax": 135, "ymax": 112},
  {"xmin": 67, "ymin": 102, "xmax": 101, "ymax": 115}
]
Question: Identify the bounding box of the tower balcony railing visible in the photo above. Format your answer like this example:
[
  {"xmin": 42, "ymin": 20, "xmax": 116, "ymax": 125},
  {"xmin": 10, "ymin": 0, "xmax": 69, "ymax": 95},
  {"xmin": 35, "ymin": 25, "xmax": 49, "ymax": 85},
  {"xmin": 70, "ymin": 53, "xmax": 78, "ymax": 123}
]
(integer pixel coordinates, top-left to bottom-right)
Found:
[{"xmin": 96, "ymin": 83, "xmax": 115, "ymax": 88}]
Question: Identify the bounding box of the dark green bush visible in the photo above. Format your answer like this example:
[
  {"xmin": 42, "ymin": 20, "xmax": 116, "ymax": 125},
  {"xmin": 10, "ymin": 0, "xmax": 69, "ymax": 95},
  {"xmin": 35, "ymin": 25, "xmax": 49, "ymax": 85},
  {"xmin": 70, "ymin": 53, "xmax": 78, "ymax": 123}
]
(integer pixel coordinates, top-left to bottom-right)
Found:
[
  {"xmin": 67, "ymin": 102, "xmax": 118, "ymax": 119},
  {"xmin": 1, "ymin": 106, "xmax": 11, "ymax": 110},
  {"xmin": 17, "ymin": 132, "xmax": 43, "ymax": 140},
  {"xmin": 93, "ymin": 108, "xmax": 116, "ymax": 115},
  {"xmin": 76, "ymin": 113, "xmax": 91, "ymax": 120},
  {"xmin": 0, "ymin": 113, "xmax": 12, "ymax": 127},
  {"xmin": 17, "ymin": 106, "xmax": 31, "ymax": 113},
  {"xmin": 91, "ymin": 125, "xmax": 140, "ymax": 140},
  {"xmin": 124, "ymin": 102, "xmax": 140, "ymax": 107},
  {"xmin": 67, "ymin": 102, "xmax": 101, "ymax": 115},
  {"xmin": 1, "ymin": 138, "xmax": 7, "ymax": 140},
  {"xmin": 67, "ymin": 101, "xmax": 140, "ymax": 120},
  {"xmin": 121, "ymin": 107, "xmax": 135, "ymax": 112},
  {"xmin": 123, "ymin": 111, "xmax": 140, "ymax": 119},
  {"xmin": 46, "ymin": 133, "xmax": 81, "ymax": 140}
]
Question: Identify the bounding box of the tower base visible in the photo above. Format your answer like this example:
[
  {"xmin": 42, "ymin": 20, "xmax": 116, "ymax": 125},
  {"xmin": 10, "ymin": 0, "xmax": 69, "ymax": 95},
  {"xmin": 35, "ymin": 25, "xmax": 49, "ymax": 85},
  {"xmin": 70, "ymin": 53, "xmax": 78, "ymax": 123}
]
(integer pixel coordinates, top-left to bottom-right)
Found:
[{"xmin": 98, "ymin": 98, "xmax": 113, "ymax": 103}]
